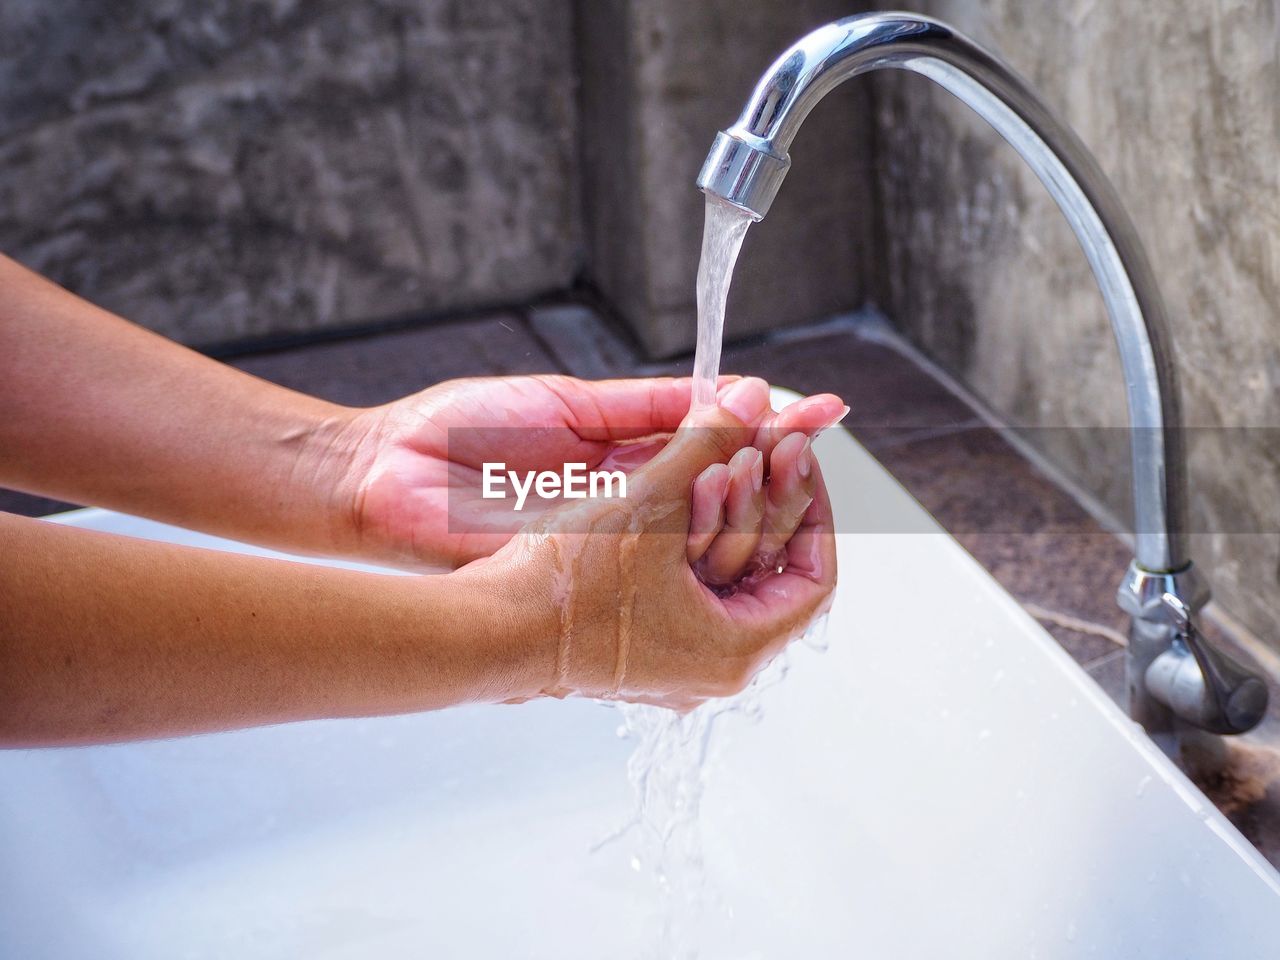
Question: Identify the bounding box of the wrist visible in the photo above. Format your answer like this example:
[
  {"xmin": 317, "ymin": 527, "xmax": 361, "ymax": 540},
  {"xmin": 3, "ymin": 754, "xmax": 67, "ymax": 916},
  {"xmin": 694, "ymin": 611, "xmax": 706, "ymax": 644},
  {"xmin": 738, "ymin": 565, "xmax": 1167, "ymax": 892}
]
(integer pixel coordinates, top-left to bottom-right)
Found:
[
  {"xmin": 301, "ymin": 402, "xmax": 450, "ymax": 569},
  {"xmin": 448, "ymin": 552, "xmax": 562, "ymax": 704},
  {"xmin": 288, "ymin": 401, "xmax": 374, "ymax": 560}
]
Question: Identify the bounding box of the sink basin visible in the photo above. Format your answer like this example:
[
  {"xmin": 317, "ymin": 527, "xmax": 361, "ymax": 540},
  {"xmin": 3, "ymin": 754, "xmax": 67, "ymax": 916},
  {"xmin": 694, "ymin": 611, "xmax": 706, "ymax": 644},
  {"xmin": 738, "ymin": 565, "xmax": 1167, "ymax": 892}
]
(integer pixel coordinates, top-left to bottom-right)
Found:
[{"xmin": 3, "ymin": 389, "xmax": 1278, "ymax": 958}]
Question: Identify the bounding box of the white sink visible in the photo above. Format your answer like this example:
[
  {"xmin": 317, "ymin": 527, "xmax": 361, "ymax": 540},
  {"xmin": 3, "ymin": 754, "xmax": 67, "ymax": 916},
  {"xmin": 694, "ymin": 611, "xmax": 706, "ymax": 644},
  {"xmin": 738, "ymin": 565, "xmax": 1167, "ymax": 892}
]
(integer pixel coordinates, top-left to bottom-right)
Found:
[{"xmin": 4, "ymin": 389, "xmax": 1279, "ymax": 958}]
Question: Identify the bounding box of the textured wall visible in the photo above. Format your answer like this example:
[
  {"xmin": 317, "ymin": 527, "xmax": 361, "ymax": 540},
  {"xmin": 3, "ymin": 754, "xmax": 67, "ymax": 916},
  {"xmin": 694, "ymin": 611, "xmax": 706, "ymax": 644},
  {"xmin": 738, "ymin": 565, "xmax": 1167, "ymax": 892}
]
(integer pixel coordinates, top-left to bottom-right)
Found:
[
  {"xmin": 0, "ymin": 0, "xmax": 579, "ymax": 346},
  {"xmin": 873, "ymin": 0, "xmax": 1280, "ymax": 642},
  {"xmin": 575, "ymin": 0, "xmax": 881, "ymax": 358},
  {"xmin": 0, "ymin": 0, "xmax": 876, "ymax": 359}
]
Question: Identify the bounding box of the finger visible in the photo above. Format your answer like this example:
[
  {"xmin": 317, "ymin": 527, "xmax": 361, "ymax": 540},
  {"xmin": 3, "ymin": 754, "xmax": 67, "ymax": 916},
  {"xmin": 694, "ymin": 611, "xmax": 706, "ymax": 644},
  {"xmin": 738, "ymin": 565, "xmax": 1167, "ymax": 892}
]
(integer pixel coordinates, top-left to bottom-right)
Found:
[
  {"xmin": 686, "ymin": 463, "xmax": 730, "ymax": 564},
  {"xmin": 713, "ymin": 376, "xmax": 774, "ymax": 427},
  {"xmin": 718, "ymin": 460, "xmax": 836, "ymax": 661},
  {"xmin": 721, "ymin": 454, "xmax": 834, "ymax": 602},
  {"xmin": 697, "ymin": 447, "xmax": 765, "ymax": 585},
  {"xmin": 562, "ymin": 375, "xmax": 740, "ymax": 441},
  {"xmin": 753, "ymin": 394, "xmax": 848, "ymax": 462},
  {"xmin": 630, "ymin": 377, "xmax": 771, "ymax": 503},
  {"xmin": 778, "ymin": 453, "xmax": 835, "ymax": 582},
  {"xmin": 759, "ymin": 433, "xmax": 817, "ymax": 557}
]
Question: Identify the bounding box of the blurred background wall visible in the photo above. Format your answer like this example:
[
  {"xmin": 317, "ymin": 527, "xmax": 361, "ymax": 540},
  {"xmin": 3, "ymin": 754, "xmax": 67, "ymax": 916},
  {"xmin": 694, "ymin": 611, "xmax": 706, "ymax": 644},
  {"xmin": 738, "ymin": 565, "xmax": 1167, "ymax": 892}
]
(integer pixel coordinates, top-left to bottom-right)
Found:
[
  {"xmin": 2, "ymin": 0, "xmax": 1279, "ymax": 646},
  {"xmin": 0, "ymin": 0, "xmax": 878, "ymax": 353},
  {"xmin": 0, "ymin": 0, "xmax": 581, "ymax": 345}
]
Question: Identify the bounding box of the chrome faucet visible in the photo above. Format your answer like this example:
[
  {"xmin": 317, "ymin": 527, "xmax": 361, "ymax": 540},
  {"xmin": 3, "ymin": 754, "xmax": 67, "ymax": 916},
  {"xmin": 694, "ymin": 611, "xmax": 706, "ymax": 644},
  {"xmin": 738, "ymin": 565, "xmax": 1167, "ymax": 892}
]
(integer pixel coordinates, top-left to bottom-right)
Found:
[{"xmin": 697, "ymin": 12, "xmax": 1268, "ymax": 739}]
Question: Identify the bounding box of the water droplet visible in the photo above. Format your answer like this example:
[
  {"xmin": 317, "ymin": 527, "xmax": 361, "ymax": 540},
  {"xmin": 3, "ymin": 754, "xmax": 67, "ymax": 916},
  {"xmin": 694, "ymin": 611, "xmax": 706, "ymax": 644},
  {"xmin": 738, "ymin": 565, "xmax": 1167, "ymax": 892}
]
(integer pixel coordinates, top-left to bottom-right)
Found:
[
  {"xmin": 978, "ymin": 728, "xmax": 992, "ymax": 741},
  {"xmin": 800, "ymin": 614, "xmax": 831, "ymax": 652},
  {"xmin": 630, "ymin": 856, "xmax": 642, "ymax": 872},
  {"xmin": 616, "ymin": 725, "xmax": 630, "ymax": 739}
]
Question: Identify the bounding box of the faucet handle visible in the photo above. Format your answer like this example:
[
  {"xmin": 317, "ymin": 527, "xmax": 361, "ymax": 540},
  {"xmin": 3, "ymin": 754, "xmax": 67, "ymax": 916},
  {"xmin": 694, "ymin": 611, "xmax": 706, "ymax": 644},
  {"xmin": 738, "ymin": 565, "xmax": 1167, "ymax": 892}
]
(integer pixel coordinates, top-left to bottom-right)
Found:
[{"xmin": 1144, "ymin": 592, "xmax": 1269, "ymax": 735}]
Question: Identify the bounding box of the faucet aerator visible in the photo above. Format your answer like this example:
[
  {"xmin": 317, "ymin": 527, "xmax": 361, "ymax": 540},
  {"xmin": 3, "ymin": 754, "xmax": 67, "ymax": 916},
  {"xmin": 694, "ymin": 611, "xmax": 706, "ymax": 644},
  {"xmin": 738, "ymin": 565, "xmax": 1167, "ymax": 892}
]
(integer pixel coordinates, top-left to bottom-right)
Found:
[{"xmin": 696, "ymin": 131, "xmax": 789, "ymax": 221}]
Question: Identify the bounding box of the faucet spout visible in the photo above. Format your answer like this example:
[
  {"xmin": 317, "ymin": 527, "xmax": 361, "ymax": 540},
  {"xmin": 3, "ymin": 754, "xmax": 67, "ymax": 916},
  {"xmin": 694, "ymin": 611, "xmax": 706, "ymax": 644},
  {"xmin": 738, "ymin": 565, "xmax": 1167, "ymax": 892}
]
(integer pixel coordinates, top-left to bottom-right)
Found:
[{"xmin": 699, "ymin": 12, "xmax": 1268, "ymax": 738}]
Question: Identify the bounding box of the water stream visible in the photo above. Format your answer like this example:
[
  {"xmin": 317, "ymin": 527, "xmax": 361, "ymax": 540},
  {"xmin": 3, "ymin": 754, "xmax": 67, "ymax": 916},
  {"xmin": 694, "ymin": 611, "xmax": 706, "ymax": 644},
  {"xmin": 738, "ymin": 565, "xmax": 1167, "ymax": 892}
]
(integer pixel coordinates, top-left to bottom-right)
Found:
[
  {"xmin": 597, "ymin": 191, "xmax": 816, "ymax": 959},
  {"xmin": 605, "ymin": 621, "xmax": 830, "ymax": 959},
  {"xmin": 692, "ymin": 196, "xmax": 755, "ymax": 408}
]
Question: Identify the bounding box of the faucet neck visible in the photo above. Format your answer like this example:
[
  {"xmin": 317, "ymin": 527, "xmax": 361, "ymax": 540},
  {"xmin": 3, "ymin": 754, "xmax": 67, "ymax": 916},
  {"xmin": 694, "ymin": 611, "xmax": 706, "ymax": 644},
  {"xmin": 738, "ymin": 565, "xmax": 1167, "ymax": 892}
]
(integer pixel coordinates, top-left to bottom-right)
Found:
[{"xmin": 697, "ymin": 12, "xmax": 1189, "ymax": 573}]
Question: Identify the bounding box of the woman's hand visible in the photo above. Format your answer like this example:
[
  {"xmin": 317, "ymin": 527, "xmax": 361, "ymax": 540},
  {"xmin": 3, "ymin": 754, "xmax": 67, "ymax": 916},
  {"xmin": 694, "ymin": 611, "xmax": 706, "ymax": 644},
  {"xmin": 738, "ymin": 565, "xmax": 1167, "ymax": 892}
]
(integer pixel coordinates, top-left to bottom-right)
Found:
[
  {"xmin": 0, "ymin": 380, "xmax": 836, "ymax": 743},
  {"xmin": 327, "ymin": 375, "xmax": 845, "ymax": 570},
  {"xmin": 478, "ymin": 382, "xmax": 838, "ymax": 712},
  {"xmin": 0, "ymin": 254, "xmax": 838, "ymax": 739},
  {"xmin": 0, "ymin": 254, "xmax": 842, "ymax": 588}
]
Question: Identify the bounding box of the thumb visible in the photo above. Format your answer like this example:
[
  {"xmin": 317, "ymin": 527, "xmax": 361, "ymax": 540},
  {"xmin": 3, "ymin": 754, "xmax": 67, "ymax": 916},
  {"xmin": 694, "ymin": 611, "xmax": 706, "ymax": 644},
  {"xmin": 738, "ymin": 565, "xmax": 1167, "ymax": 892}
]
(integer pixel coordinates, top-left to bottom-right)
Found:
[{"xmin": 631, "ymin": 377, "xmax": 772, "ymax": 502}]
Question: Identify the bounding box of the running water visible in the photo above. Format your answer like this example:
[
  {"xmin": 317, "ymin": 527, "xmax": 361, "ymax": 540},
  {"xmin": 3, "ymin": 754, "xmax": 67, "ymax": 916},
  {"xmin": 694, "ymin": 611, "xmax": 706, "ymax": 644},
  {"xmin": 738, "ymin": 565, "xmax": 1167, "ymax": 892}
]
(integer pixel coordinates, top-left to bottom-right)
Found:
[
  {"xmin": 600, "ymin": 620, "xmax": 831, "ymax": 959},
  {"xmin": 692, "ymin": 195, "xmax": 755, "ymax": 408},
  {"xmin": 596, "ymin": 191, "xmax": 812, "ymax": 959}
]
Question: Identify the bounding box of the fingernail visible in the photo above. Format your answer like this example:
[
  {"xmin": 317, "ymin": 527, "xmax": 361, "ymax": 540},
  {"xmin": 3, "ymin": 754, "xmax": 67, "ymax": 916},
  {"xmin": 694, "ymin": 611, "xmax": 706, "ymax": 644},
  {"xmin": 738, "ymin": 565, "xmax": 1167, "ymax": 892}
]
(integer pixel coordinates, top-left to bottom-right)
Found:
[
  {"xmin": 816, "ymin": 404, "xmax": 851, "ymax": 437},
  {"xmin": 797, "ymin": 437, "xmax": 812, "ymax": 478},
  {"xmin": 751, "ymin": 449, "xmax": 764, "ymax": 491},
  {"xmin": 720, "ymin": 377, "xmax": 771, "ymax": 425}
]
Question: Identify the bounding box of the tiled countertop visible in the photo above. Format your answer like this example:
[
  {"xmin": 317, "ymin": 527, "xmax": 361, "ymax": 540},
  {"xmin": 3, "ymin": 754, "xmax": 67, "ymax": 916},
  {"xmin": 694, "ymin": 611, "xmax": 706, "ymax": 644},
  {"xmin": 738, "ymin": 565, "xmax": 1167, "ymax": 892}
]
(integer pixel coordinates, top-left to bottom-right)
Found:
[{"xmin": 5, "ymin": 302, "xmax": 1279, "ymax": 865}]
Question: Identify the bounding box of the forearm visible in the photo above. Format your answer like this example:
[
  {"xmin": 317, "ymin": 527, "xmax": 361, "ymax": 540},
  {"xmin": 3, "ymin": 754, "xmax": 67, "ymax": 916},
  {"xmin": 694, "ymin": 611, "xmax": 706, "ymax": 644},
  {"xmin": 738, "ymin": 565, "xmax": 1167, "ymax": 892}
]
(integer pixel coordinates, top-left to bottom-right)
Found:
[
  {"xmin": 0, "ymin": 253, "xmax": 360, "ymax": 555},
  {"xmin": 0, "ymin": 513, "xmax": 554, "ymax": 746}
]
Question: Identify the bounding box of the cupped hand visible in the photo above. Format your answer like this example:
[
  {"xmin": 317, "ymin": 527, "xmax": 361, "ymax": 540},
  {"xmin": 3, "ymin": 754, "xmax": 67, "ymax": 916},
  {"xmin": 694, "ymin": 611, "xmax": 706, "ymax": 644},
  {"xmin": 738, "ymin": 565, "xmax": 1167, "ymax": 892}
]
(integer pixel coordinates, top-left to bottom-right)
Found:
[
  {"xmin": 686, "ymin": 430, "xmax": 818, "ymax": 586},
  {"xmin": 331, "ymin": 374, "xmax": 846, "ymax": 569},
  {"xmin": 478, "ymin": 385, "xmax": 838, "ymax": 712}
]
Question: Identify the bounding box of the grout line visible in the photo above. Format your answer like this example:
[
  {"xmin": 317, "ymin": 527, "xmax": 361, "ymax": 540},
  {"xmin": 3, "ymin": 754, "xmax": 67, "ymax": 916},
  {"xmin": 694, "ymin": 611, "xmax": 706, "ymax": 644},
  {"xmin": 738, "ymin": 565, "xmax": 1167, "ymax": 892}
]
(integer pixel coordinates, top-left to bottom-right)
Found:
[
  {"xmin": 1023, "ymin": 601, "xmax": 1129, "ymax": 649},
  {"xmin": 629, "ymin": 309, "xmax": 883, "ymax": 376},
  {"xmin": 849, "ymin": 308, "xmax": 1137, "ymax": 551},
  {"xmin": 203, "ymin": 300, "xmax": 545, "ymax": 360},
  {"xmin": 511, "ymin": 307, "xmax": 573, "ymax": 375},
  {"xmin": 749, "ymin": 309, "xmax": 883, "ymax": 345},
  {"xmin": 860, "ymin": 418, "xmax": 986, "ymax": 451},
  {"xmin": 1082, "ymin": 647, "xmax": 1127, "ymax": 672}
]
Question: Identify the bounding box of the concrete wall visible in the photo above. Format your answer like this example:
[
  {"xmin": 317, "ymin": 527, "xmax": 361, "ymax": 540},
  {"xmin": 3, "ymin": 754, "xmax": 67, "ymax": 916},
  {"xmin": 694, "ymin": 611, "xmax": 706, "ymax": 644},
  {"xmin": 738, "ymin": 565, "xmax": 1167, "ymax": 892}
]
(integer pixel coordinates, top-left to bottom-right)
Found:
[
  {"xmin": 575, "ymin": 0, "xmax": 881, "ymax": 357},
  {"xmin": 871, "ymin": 0, "xmax": 1280, "ymax": 643},
  {"xmin": 0, "ymin": 0, "xmax": 876, "ymax": 357},
  {"xmin": 0, "ymin": 0, "xmax": 579, "ymax": 347}
]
